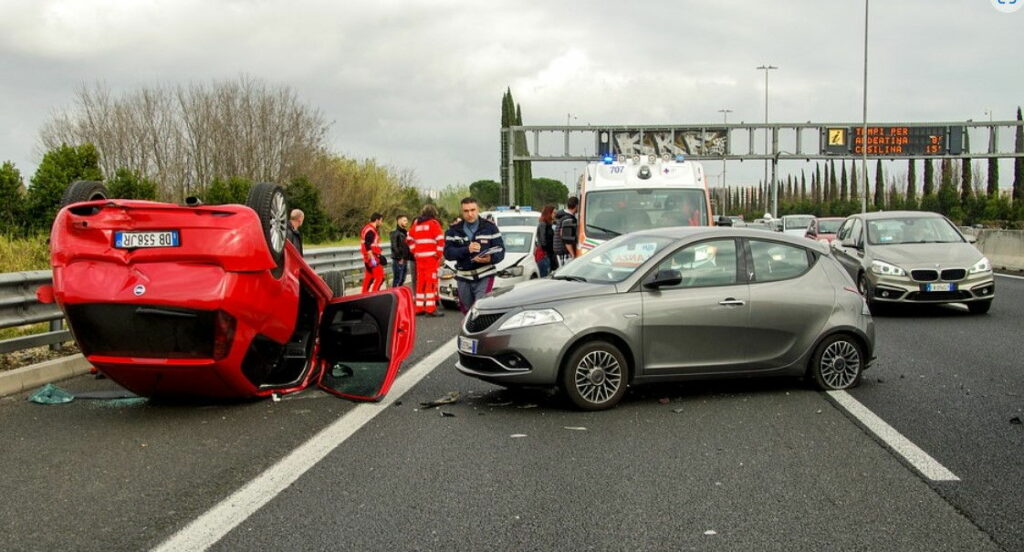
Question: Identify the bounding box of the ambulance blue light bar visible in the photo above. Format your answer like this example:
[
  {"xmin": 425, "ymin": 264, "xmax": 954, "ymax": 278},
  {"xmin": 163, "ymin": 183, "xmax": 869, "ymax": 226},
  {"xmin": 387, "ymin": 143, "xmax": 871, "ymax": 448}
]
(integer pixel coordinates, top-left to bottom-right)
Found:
[{"xmin": 602, "ymin": 154, "xmax": 615, "ymax": 164}]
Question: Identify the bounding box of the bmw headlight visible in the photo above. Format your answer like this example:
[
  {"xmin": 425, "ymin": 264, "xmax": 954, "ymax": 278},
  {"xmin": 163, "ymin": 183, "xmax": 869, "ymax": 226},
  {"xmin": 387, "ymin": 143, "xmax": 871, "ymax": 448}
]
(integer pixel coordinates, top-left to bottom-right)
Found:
[
  {"xmin": 969, "ymin": 257, "xmax": 991, "ymax": 274},
  {"xmin": 870, "ymin": 260, "xmax": 905, "ymax": 277},
  {"xmin": 497, "ymin": 266, "xmax": 524, "ymax": 278},
  {"xmin": 498, "ymin": 309, "xmax": 563, "ymax": 330}
]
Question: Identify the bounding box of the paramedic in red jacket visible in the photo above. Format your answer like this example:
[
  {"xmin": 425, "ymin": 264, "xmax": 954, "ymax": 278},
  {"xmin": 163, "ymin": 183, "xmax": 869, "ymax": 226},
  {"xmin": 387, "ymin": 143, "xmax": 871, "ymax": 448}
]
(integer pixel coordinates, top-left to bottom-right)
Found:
[
  {"xmin": 407, "ymin": 204, "xmax": 445, "ymax": 317},
  {"xmin": 360, "ymin": 212, "xmax": 386, "ymax": 293}
]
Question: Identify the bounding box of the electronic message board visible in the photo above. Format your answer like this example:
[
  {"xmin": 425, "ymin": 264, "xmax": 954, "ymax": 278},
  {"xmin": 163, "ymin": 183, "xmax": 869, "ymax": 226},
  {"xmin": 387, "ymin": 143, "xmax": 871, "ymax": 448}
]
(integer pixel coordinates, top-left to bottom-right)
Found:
[{"xmin": 823, "ymin": 126, "xmax": 963, "ymax": 156}]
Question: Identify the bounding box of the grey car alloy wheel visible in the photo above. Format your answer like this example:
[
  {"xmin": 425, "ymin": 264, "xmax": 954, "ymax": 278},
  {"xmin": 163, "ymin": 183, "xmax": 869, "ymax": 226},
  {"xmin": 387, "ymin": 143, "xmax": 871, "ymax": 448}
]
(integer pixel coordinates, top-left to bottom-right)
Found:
[
  {"xmin": 563, "ymin": 341, "xmax": 629, "ymax": 410},
  {"xmin": 813, "ymin": 337, "xmax": 862, "ymax": 390}
]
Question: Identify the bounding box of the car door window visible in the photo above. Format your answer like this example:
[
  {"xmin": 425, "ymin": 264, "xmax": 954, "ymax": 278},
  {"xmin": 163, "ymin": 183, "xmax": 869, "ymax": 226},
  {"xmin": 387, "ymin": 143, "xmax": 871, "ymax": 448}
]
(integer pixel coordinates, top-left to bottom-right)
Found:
[
  {"xmin": 836, "ymin": 220, "xmax": 850, "ymax": 241},
  {"xmin": 749, "ymin": 240, "xmax": 811, "ymax": 282},
  {"xmin": 850, "ymin": 219, "xmax": 864, "ymax": 247},
  {"xmin": 655, "ymin": 239, "xmax": 738, "ymax": 289}
]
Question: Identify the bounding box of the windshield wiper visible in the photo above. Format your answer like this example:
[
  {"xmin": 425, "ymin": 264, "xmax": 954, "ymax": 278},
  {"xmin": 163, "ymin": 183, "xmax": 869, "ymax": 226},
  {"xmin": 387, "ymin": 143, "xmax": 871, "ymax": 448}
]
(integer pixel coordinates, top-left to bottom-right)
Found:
[
  {"xmin": 553, "ymin": 275, "xmax": 588, "ymax": 282},
  {"xmin": 586, "ymin": 224, "xmax": 620, "ymax": 237}
]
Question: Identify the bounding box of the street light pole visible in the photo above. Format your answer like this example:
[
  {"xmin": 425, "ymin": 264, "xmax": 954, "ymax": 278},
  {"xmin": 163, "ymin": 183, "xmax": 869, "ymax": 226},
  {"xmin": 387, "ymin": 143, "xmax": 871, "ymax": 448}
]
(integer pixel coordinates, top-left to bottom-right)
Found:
[
  {"xmin": 861, "ymin": 0, "xmax": 869, "ymax": 213},
  {"xmin": 717, "ymin": 109, "xmax": 732, "ymax": 190},
  {"xmin": 757, "ymin": 64, "xmax": 778, "ymax": 216}
]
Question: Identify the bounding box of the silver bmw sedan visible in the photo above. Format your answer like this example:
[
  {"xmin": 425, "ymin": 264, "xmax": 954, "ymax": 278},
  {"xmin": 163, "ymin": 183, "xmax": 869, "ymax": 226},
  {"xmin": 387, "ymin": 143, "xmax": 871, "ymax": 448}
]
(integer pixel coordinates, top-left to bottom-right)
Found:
[{"xmin": 456, "ymin": 227, "xmax": 875, "ymax": 410}]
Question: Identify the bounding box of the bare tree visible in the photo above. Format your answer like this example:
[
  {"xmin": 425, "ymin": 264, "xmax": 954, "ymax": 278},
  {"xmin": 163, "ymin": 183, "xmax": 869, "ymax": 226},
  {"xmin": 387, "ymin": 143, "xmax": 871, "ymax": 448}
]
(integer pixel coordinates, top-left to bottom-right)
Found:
[{"xmin": 39, "ymin": 76, "xmax": 329, "ymax": 201}]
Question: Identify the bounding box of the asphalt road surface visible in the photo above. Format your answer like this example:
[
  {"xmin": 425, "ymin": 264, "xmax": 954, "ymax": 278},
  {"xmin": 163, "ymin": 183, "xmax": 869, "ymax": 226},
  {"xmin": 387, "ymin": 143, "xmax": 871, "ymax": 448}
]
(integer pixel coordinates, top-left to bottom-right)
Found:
[{"xmin": 1, "ymin": 275, "xmax": 1021, "ymax": 551}]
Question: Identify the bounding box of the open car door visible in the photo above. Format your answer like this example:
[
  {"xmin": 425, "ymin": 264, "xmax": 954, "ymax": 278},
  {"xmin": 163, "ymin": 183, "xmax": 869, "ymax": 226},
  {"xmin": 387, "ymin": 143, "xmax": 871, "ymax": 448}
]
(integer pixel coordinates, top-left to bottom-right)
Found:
[{"xmin": 316, "ymin": 287, "xmax": 415, "ymax": 401}]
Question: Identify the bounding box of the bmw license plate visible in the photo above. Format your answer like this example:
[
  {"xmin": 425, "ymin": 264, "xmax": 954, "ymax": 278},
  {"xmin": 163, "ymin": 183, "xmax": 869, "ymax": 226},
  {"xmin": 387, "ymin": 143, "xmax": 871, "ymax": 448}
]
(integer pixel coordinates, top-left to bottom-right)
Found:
[
  {"xmin": 458, "ymin": 336, "xmax": 478, "ymax": 355},
  {"xmin": 115, "ymin": 231, "xmax": 180, "ymax": 249},
  {"xmin": 924, "ymin": 282, "xmax": 955, "ymax": 292}
]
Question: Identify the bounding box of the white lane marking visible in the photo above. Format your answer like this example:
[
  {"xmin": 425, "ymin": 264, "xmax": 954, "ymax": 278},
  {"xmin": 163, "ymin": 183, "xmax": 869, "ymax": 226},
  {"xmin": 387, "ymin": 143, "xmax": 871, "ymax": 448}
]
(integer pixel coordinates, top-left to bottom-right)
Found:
[
  {"xmin": 152, "ymin": 338, "xmax": 457, "ymax": 552},
  {"xmin": 995, "ymin": 273, "xmax": 1024, "ymax": 281},
  {"xmin": 827, "ymin": 390, "xmax": 959, "ymax": 482}
]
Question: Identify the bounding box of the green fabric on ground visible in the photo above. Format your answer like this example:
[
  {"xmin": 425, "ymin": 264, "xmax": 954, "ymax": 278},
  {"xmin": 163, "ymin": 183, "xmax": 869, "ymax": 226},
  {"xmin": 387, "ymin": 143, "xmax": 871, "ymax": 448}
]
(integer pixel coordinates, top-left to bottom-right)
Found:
[{"xmin": 27, "ymin": 383, "xmax": 74, "ymax": 405}]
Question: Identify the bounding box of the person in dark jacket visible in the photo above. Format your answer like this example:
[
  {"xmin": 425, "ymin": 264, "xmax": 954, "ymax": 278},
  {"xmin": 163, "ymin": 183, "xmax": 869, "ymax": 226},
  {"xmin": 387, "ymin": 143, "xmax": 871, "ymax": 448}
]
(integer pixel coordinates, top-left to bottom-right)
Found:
[
  {"xmin": 287, "ymin": 209, "xmax": 304, "ymax": 256},
  {"xmin": 536, "ymin": 204, "xmax": 557, "ymax": 277},
  {"xmin": 552, "ymin": 196, "xmax": 579, "ymax": 265},
  {"xmin": 389, "ymin": 214, "xmax": 412, "ymax": 288},
  {"xmin": 443, "ymin": 197, "xmax": 505, "ymax": 314}
]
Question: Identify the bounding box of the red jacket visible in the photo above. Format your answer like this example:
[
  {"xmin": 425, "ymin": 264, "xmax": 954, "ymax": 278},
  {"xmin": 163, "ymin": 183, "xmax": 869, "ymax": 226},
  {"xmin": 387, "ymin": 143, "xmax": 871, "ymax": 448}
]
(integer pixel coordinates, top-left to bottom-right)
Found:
[
  {"xmin": 360, "ymin": 223, "xmax": 382, "ymax": 264},
  {"xmin": 407, "ymin": 218, "xmax": 444, "ymax": 263}
]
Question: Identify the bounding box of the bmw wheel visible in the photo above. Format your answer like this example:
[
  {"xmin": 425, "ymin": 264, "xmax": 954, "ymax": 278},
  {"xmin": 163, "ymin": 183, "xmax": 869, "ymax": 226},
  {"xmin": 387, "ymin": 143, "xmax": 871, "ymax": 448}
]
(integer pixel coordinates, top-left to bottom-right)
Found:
[
  {"xmin": 561, "ymin": 340, "xmax": 629, "ymax": 410},
  {"xmin": 809, "ymin": 334, "xmax": 864, "ymax": 390},
  {"xmin": 245, "ymin": 182, "xmax": 288, "ymax": 278}
]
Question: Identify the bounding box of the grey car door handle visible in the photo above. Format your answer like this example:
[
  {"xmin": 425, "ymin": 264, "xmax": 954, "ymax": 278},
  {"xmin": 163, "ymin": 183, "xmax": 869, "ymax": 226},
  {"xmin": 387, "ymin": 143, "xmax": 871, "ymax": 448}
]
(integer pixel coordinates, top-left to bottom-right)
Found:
[{"xmin": 718, "ymin": 298, "xmax": 745, "ymax": 306}]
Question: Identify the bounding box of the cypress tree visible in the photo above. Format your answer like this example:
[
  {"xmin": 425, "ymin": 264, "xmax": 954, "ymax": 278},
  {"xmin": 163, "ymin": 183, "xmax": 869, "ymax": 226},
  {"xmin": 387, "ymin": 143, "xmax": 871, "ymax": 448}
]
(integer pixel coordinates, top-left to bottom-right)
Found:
[
  {"xmin": 923, "ymin": 159, "xmax": 935, "ymax": 196},
  {"xmin": 500, "ymin": 89, "xmax": 514, "ymax": 201},
  {"xmin": 873, "ymin": 160, "xmax": 885, "ymax": 210},
  {"xmin": 1014, "ymin": 106, "xmax": 1024, "ymax": 205},
  {"xmin": 961, "ymin": 158, "xmax": 973, "ymax": 205},
  {"xmin": 829, "ymin": 160, "xmax": 838, "ymax": 202},
  {"xmin": 850, "ymin": 162, "xmax": 859, "ymax": 206},
  {"xmin": 800, "ymin": 170, "xmax": 807, "ymax": 201},
  {"xmin": 840, "ymin": 161, "xmax": 848, "ymax": 202},
  {"xmin": 987, "ymin": 158, "xmax": 998, "ymax": 197},
  {"xmin": 937, "ymin": 158, "xmax": 959, "ymax": 217},
  {"xmin": 906, "ymin": 159, "xmax": 917, "ymax": 208}
]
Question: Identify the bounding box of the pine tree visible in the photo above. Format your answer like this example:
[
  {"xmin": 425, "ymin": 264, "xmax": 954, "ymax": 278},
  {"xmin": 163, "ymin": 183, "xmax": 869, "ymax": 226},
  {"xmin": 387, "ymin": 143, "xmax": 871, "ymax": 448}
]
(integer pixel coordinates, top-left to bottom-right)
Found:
[
  {"xmin": 906, "ymin": 159, "xmax": 917, "ymax": 208},
  {"xmin": 874, "ymin": 160, "xmax": 885, "ymax": 210},
  {"xmin": 840, "ymin": 161, "xmax": 848, "ymax": 202}
]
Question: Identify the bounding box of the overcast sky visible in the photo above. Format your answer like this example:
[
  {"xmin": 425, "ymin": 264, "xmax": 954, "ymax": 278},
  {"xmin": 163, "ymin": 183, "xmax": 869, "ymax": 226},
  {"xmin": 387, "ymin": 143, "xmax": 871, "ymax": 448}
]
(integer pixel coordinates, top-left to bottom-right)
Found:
[{"xmin": 1, "ymin": 0, "xmax": 1021, "ymax": 192}]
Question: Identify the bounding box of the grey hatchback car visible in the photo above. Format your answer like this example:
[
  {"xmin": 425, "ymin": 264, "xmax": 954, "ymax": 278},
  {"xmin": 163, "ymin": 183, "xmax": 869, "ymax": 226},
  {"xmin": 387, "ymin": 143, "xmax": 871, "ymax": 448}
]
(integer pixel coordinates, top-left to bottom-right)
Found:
[
  {"xmin": 830, "ymin": 211, "xmax": 995, "ymax": 313},
  {"xmin": 456, "ymin": 228, "xmax": 875, "ymax": 410}
]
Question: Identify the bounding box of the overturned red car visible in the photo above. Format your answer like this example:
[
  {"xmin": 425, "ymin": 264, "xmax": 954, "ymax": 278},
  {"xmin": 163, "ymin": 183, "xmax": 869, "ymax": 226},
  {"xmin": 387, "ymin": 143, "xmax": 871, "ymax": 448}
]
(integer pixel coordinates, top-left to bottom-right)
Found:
[{"xmin": 37, "ymin": 181, "xmax": 415, "ymax": 401}]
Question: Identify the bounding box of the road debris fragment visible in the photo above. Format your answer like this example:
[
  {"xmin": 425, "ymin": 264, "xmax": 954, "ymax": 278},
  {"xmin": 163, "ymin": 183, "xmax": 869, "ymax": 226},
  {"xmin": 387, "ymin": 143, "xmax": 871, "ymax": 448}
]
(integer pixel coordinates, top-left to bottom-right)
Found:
[{"xmin": 420, "ymin": 391, "xmax": 460, "ymax": 409}]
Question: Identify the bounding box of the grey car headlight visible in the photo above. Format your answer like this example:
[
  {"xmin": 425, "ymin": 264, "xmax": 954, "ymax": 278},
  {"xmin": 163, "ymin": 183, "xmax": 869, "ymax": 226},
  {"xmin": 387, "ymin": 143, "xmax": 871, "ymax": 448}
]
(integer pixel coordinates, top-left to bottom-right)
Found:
[
  {"xmin": 497, "ymin": 266, "xmax": 525, "ymax": 278},
  {"xmin": 498, "ymin": 309, "xmax": 563, "ymax": 330},
  {"xmin": 870, "ymin": 260, "xmax": 906, "ymax": 276},
  {"xmin": 969, "ymin": 257, "xmax": 991, "ymax": 274}
]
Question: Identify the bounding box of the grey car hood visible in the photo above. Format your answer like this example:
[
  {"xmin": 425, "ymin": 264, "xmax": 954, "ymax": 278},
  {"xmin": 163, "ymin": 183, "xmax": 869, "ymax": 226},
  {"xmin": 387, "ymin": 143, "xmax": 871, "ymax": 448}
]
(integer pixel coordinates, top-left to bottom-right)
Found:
[
  {"xmin": 476, "ymin": 278, "xmax": 616, "ymax": 310},
  {"xmin": 871, "ymin": 242, "xmax": 982, "ymax": 267}
]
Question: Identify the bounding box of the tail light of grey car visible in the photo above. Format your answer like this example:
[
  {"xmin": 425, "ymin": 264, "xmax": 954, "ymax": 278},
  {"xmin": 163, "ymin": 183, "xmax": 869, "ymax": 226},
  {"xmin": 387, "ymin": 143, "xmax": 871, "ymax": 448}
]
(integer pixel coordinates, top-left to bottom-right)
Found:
[{"xmin": 845, "ymin": 286, "xmax": 872, "ymax": 316}]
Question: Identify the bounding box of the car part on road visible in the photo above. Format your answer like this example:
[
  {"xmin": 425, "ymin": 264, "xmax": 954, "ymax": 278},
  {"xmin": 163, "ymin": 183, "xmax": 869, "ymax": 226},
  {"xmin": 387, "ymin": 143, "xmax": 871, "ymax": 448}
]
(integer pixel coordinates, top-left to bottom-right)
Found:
[{"xmin": 321, "ymin": 270, "xmax": 346, "ymax": 298}]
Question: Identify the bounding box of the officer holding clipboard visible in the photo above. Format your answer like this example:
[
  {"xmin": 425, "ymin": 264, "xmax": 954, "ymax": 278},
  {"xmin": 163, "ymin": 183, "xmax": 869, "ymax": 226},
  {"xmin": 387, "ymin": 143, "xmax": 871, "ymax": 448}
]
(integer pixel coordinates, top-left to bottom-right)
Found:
[{"xmin": 443, "ymin": 197, "xmax": 505, "ymax": 314}]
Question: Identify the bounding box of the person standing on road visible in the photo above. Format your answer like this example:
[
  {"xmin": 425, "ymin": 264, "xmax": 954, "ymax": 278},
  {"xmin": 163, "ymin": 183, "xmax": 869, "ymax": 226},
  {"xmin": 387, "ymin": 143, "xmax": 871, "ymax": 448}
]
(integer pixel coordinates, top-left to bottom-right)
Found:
[
  {"xmin": 536, "ymin": 204, "xmax": 557, "ymax": 277},
  {"xmin": 360, "ymin": 212, "xmax": 387, "ymax": 293},
  {"xmin": 287, "ymin": 209, "xmax": 304, "ymax": 256},
  {"xmin": 408, "ymin": 204, "xmax": 445, "ymax": 317},
  {"xmin": 444, "ymin": 197, "xmax": 505, "ymax": 314},
  {"xmin": 390, "ymin": 214, "xmax": 412, "ymax": 289},
  {"xmin": 553, "ymin": 196, "xmax": 579, "ymax": 265}
]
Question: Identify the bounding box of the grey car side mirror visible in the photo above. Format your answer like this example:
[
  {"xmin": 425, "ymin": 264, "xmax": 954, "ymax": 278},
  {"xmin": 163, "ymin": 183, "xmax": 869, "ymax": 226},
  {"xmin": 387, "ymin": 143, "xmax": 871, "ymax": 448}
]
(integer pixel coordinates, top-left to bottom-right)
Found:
[{"xmin": 644, "ymin": 269, "xmax": 683, "ymax": 288}]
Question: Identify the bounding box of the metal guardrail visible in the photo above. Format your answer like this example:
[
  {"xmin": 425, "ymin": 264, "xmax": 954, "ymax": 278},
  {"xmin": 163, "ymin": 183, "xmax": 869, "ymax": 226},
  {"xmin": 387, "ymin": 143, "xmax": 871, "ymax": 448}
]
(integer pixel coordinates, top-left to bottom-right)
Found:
[{"xmin": 0, "ymin": 245, "xmax": 391, "ymax": 355}]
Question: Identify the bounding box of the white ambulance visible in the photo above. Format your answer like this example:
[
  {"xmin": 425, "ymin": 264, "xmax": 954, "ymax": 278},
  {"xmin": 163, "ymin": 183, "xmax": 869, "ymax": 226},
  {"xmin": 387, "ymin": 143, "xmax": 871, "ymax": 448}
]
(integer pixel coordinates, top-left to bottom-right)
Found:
[{"xmin": 577, "ymin": 153, "xmax": 720, "ymax": 255}]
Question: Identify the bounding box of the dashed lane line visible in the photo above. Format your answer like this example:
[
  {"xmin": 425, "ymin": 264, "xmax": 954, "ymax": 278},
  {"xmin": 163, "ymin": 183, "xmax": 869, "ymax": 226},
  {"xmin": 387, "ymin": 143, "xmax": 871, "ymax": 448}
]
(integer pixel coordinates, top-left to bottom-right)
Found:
[
  {"xmin": 152, "ymin": 338, "xmax": 458, "ymax": 552},
  {"xmin": 827, "ymin": 390, "xmax": 960, "ymax": 482}
]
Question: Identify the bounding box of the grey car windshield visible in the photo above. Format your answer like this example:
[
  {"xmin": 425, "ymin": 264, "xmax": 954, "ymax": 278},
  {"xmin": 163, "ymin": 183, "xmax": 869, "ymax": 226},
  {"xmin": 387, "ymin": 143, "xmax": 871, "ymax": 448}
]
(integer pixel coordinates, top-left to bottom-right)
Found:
[
  {"xmin": 867, "ymin": 217, "xmax": 964, "ymax": 245},
  {"xmin": 555, "ymin": 234, "xmax": 676, "ymax": 284},
  {"xmin": 584, "ymin": 189, "xmax": 707, "ymax": 240},
  {"xmin": 502, "ymin": 231, "xmax": 532, "ymax": 253}
]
